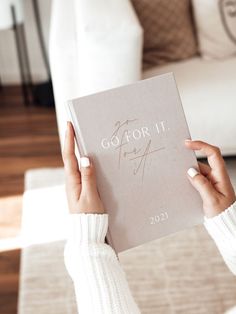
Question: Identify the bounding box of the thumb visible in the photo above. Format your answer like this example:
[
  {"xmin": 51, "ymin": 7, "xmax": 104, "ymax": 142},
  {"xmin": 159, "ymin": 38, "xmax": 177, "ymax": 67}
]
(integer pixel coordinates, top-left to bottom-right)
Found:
[
  {"xmin": 187, "ymin": 167, "xmax": 217, "ymax": 203},
  {"xmin": 79, "ymin": 157, "xmax": 97, "ymax": 195}
]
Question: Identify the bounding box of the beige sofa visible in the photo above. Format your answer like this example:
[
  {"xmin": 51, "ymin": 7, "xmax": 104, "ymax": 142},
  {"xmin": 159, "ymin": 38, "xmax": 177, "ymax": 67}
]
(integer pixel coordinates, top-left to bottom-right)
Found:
[
  {"xmin": 49, "ymin": 0, "xmax": 236, "ymax": 157},
  {"xmin": 143, "ymin": 56, "xmax": 236, "ymax": 157}
]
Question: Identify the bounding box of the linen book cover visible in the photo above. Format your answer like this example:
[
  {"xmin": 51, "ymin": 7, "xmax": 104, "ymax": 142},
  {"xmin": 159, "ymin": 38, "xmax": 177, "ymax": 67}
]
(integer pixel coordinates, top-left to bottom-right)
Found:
[{"xmin": 67, "ymin": 73, "xmax": 203, "ymax": 253}]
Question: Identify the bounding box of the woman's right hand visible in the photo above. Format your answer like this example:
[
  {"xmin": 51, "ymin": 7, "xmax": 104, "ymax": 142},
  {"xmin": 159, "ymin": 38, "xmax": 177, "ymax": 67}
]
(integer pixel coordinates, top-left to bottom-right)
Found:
[{"xmin": 185, "ymin": 140, "xmax": 236, "ymax": 218}]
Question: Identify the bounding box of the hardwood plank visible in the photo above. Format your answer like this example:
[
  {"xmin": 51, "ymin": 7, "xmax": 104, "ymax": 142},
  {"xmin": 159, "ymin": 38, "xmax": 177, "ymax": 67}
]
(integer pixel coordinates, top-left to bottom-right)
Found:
[{"xmin": 0, "ymin": 250, "xmax": 20, "ymax": 314}]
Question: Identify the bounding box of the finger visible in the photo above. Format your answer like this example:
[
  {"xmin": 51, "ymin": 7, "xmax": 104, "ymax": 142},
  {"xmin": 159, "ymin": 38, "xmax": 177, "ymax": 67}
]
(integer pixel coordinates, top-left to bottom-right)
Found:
[
  {"xmin": 62, "ymin": 122, "xmax": 81, "ymax": 184},
  {"xmin": 79, "ymin": 157, "xmax": 98, "ymax": 196},
  {"xmin": 185, "ymin": 140, "xmax": 230, "ymax": 195},
  {"xmin": 187, "ymin": 167, "xmax": 219, "ymax": 205},
  {"xmin": 185, "ymin": 140, "xmax": 226, "ymax": 172},
  {"xmin": 198, "ymin": 161, "xmax": 211, "ymax": 177}
]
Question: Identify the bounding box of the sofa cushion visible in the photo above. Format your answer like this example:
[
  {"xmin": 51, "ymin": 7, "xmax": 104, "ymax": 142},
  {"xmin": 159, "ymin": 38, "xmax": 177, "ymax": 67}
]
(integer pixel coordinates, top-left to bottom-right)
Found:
[
  {"xmin": 143, "ymin": 57, "xmax": 236, "ymax": 157},
  {"xmin": 192, "ymin": 0, "xmax": 236, "ymax": 59},
  {"xmin": 131, "ymin": 0, "xmax": 198, "ymax": 69}
]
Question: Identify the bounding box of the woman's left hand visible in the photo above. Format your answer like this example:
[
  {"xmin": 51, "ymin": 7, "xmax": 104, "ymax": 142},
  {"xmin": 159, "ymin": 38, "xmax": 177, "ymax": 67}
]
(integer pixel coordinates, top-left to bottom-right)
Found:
[{"xmin": 62, "ymin": 122, "xmax": 105, "ymax": 214}]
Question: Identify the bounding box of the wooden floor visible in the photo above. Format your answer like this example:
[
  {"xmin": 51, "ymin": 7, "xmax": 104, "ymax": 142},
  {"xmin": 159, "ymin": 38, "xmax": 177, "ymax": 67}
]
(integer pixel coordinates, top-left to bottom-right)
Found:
[{"xmin": 0, "ymin": 86, "xmax": 63, "ymax": 314}]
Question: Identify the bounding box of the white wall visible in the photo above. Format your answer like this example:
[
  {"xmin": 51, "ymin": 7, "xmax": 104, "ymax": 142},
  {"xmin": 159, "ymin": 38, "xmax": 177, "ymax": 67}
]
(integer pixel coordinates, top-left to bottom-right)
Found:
[{"xmin": 0, "ymin": 0, "xmax": 52, "ymax": 84}]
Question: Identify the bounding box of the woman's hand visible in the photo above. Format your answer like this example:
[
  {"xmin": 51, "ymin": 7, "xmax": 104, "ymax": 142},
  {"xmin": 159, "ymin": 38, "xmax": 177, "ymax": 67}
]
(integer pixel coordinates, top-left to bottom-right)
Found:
[
  {"xmin": 62, "ymin": 122, "xmax": 105, "ymax": 214},
  {"xmin": 185, "ymin": 140, "xmax": 236, "ymax": 218}
]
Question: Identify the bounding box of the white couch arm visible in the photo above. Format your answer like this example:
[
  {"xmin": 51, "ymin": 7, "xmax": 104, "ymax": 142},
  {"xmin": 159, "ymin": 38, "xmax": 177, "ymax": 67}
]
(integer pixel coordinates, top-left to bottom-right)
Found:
[
  {"xmin": 49, "ymin": 0, "xmax": 143, "ymax": 146},
  {"xmin": 74, "ymin": 0, "xmax": 143, "ymax": 96}
]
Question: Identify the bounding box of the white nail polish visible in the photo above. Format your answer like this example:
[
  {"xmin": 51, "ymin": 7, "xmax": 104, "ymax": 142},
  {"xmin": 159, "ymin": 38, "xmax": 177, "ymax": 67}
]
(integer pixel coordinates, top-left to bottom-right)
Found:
[
  {"xmin": 80, "ymin": 157, "xmax": 90, "ymax": 168},
  {"xmin": 187, "ymin": 167, "xmax": 199, "ymax": 178}
]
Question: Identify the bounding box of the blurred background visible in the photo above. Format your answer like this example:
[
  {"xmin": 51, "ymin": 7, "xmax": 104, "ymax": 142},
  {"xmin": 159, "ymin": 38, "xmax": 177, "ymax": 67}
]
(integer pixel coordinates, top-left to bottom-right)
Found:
[{"xmin": 0, "ymin": 0, "xmax": 235, "ymax": 313}]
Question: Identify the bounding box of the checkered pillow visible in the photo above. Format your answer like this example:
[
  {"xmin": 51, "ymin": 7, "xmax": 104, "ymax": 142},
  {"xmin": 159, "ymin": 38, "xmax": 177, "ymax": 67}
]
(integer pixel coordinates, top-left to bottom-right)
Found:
[{"xmin": 131, "ymin": 0, "xmax": 198, "ymax": 69}]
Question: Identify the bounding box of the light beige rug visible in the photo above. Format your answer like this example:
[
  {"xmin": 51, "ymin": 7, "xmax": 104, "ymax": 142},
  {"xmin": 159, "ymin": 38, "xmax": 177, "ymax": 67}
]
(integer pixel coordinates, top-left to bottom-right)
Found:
[{"xmin": 18, "ymin": 158, "xmax": 236, "ymax": 314}]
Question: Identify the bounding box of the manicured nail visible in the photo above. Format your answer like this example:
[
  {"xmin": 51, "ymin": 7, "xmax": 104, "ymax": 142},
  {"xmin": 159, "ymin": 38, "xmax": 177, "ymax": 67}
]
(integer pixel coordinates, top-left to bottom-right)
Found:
[
  {"xmin": 187, "ymin": 167, "xmax": 199, "ymax": 178},
  {"xmin": 185, "ymin": 139, "xmax": 192, "ymax": 143},
  {"xmin": 80, "ymin": 157, "xmax": 90, "ymax": 168}
]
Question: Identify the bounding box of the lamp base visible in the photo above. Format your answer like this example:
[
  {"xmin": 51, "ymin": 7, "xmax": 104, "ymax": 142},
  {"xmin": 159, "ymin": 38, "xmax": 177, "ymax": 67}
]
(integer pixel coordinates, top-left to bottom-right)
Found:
[{"xmin": 32, "ymin": 80, "xmax": 55, "ymax": 107}]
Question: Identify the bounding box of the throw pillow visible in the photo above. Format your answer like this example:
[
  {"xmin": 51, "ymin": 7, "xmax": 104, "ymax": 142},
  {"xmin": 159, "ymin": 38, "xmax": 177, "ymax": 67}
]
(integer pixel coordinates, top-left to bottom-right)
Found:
[
  {"xmin": 192, "ymin": 0, "xmax": 236, "ymax": 59},
  {"xmin": 131, "ymin": 0, "xmax": 198, "ymax": 69}
]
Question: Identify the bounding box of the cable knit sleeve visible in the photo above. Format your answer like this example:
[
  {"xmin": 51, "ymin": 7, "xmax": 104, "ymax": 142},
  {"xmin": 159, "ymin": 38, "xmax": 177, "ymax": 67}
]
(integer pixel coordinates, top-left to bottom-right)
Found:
[
  {"xmin": 64, "ymin": 213, "xmax": 141, "ymax": 314},
  {"xmin": 204, "ymin": 201, "xmax": 236, "ymax": 275}
]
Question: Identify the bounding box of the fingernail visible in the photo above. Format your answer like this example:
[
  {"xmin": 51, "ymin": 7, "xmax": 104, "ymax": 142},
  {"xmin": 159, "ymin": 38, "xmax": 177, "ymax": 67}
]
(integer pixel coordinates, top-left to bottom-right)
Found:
[
  {"xmin": 185, "ymin": 139, "xmax": 192, "ymax": 143},
  {"xmin": 187, "ymin": 167, "xmax": 199, "ymax": 178},
  {"xmin": 80, "ymin": 157, "xmax": 90, "ymax": 168}
]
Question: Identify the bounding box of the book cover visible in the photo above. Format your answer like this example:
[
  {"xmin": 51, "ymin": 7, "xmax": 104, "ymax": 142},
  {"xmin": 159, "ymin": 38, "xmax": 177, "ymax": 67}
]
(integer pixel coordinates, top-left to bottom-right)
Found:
[{"xmin": 67, "ymin": 73, "xmax": 203, "ymax": 253}]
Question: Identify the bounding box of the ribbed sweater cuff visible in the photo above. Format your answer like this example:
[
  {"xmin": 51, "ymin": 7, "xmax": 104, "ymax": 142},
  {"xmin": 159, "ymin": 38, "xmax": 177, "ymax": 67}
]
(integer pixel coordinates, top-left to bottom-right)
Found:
[
  {"xmin": 204, "ymin": 201, "xmax": 236, "ymax": 249},
  {"xmin": 68, "ymin": 213, "xmax": 108, "ymax": 244}
]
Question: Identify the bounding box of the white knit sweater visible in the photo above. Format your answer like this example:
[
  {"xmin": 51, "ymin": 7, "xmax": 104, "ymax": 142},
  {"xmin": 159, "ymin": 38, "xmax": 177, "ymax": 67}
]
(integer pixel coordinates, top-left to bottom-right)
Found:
[{"xmin": 64, "ymin": 201, "xmax": 236, "ymax": 314}]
